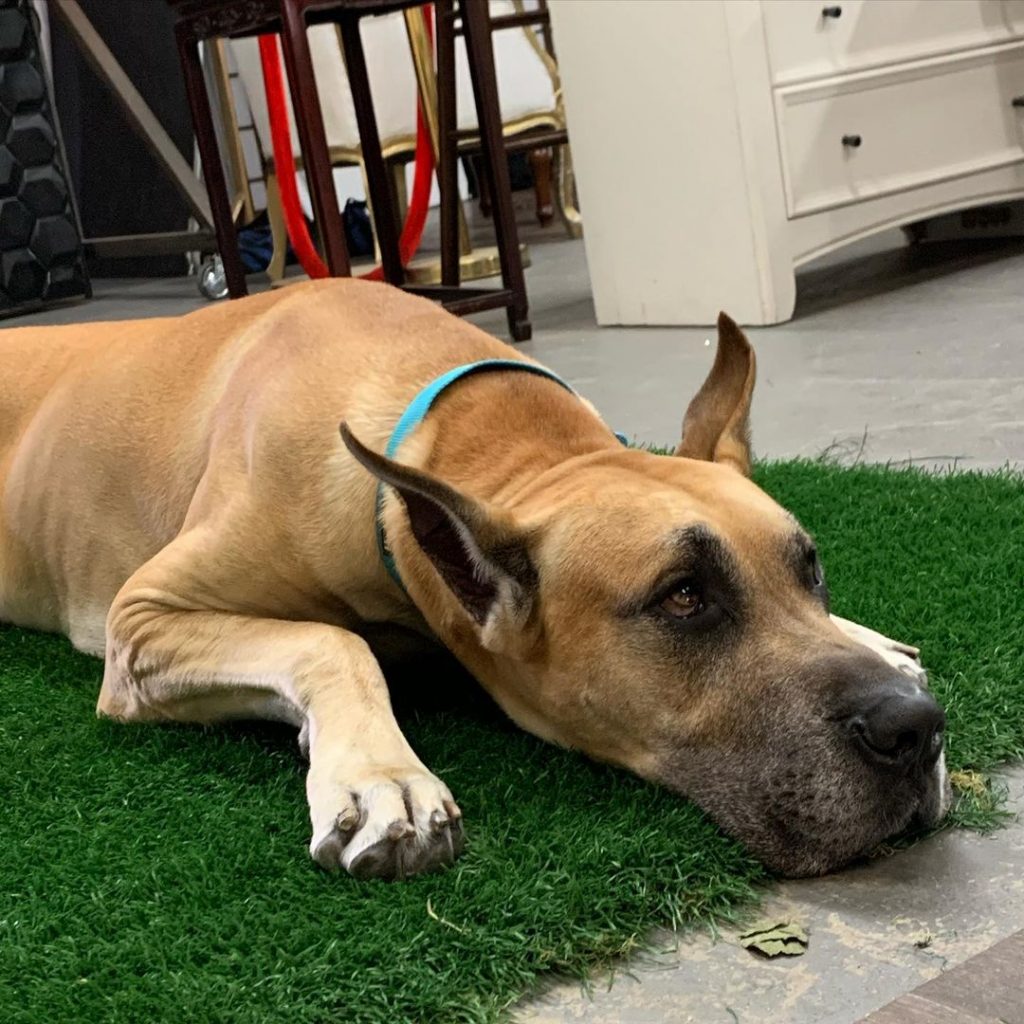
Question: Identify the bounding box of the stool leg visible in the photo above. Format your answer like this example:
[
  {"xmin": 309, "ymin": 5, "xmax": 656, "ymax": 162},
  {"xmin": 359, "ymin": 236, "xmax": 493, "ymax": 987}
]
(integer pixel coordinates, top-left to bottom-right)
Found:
[
  {"xmin": 436, "ymin": 0, "xmax": 459, "ymax": 287},
  {"xmin": 278, "ymin": 1, "xmax": 351, "ymax": 276},
  {"xmin": 337, "ymin": 14, "xmax": 403, "ymax": 284},
  {"xmin": 459, "ymin": 0, "xmax": 531, "ymax": 341},
  {"xmin": 175, "ymin": 24, "xmax": 247, "ymax": 297}
]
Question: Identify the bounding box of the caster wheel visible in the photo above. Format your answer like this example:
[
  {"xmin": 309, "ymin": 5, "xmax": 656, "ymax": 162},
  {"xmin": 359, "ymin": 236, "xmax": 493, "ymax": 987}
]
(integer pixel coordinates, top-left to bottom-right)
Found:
[{"xmin": 198, "ymin": 255, "xmax": 229, "ymax": 300}]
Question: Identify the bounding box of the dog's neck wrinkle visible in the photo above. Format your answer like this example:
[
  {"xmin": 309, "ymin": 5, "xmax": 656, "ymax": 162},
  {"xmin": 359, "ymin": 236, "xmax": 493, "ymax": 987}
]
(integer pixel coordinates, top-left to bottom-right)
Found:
[{"xmin": 414, "ymin": 372, "xmax": 619, "ymax": 506}]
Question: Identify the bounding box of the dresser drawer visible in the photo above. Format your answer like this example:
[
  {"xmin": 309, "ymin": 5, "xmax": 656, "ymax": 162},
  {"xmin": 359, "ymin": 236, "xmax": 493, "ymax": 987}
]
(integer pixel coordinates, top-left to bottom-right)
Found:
[
  {"xmin": 776, "ymin": 43, "xmax": 1024, "ymax": 217},
  {"xmin": 762, "ymin": 0, "xmax": 1018, "ymax": 85}
]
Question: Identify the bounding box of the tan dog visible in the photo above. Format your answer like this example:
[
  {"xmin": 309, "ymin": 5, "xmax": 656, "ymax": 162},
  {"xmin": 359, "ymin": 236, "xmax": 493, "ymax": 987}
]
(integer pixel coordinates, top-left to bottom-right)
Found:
[{"xmin": 0, "ymin": 279, "xmax": 949, "ymax": 878}]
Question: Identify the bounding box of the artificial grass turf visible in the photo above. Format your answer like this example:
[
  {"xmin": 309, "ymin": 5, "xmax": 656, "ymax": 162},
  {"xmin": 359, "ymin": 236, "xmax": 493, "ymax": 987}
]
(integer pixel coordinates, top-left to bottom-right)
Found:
[{"xmin": 1, "ymin": 461, "xmax": 1022, "ymax": 1024}]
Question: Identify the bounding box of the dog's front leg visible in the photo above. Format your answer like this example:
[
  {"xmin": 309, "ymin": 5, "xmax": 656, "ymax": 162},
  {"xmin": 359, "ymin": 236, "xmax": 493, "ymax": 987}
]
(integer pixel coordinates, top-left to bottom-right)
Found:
[
  {"xmin": 831, "ymin": 614, "xmax": 928, "ymax": 684},
  {"xmin": 99, "ymin": 542, "xmax": 463, "ymax": 879}
]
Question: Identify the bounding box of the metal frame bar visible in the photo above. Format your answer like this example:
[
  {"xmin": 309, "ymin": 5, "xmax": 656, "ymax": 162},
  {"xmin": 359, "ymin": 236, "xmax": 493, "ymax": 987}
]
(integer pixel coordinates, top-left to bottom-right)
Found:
[{"xmin": 52, "ymin": 0, "xmax": 215, "ymax": 259}]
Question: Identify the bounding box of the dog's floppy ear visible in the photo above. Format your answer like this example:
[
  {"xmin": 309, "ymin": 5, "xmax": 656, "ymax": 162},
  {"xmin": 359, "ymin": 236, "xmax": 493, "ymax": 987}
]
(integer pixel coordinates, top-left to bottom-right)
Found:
[
  {"xmin": 340, "ymin": 423, "xmax": 536, "ymax": 649},
  {"xmin": 675, "ymin": 312, "xmax": 755, "ymax": 475}
]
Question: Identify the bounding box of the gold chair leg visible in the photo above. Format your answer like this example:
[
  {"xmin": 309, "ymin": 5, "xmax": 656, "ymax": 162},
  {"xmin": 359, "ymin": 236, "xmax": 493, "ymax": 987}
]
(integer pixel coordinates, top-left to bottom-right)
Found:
[
  {"xmin": 265, "ymin": 171, "xmax": 288, "ymax": 282},
  {"xmin": 403, "ymin": 5, "xmax": 473, "ymax": 256},
  {"xmin": 391, "ymin": 159, "xmax": 409, "ymax": 225},
  {"xmin": 358, "ymin": 158, "xmax": 383, "ymax": 265},
  {"xmin": 208, "ymin": 38, "xmax": 256, "ymax": 225},
  {"xmin": 554, "ymin": 144, "xmax": 582, "ymax": 239}
]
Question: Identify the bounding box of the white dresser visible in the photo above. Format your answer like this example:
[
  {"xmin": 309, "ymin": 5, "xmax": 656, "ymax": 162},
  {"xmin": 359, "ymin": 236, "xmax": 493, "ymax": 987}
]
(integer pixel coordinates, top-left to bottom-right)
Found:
[{"xmin": 549, "ymin": 0, "xmax": 1024, "ymax": 325}]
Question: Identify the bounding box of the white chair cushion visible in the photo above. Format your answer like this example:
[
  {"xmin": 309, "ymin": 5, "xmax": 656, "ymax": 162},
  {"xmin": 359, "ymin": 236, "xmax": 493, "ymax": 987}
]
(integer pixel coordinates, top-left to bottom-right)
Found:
[{"xmin": 230, "ymin": 3, "xmax": 558, "ymax": 162}]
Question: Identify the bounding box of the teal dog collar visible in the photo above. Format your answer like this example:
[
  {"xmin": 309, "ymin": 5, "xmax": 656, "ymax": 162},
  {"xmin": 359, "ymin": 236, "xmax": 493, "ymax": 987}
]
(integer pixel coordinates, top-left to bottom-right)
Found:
[{"xmin": 375, "ymin": 359, "xmax": 626, "ymax": 591}]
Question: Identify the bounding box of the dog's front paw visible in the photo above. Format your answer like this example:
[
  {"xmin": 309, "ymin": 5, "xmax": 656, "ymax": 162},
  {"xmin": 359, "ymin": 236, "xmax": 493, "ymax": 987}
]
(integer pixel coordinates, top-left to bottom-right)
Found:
[
  {"xmin": 881, "ymin": 642, "xmax": 928, "ymax": 684},
  {"xmin": 307, "ymin": 768, "xmax": 464, "ymax": 879},
  {"xmin": 831, "ymin": 614, "xmax": 928, "ymax": 684}
]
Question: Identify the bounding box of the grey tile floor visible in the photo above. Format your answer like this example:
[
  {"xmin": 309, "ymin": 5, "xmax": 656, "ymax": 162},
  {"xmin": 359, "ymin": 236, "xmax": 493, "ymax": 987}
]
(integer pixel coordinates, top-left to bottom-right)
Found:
[
  {"xmin": 520, "ymin": 772, "xmax": 1024, "ymax": 1024},
  {"xmin": 496, "ymin": 230, "xmax": 1024, "ymax": 471},
  {"xmin": 9, "ymin": 226, "xmax": 1024, "ymax": 1023},
  {"xmin": 20, "ymin": 227, "xmax": 1023, "ymax": 470}
]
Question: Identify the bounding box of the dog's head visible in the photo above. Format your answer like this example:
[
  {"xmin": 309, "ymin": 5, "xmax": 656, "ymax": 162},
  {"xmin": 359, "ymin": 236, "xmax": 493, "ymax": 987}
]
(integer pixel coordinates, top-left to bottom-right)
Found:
[{"xmin": 341, "ymin": 315, "xmax": 950, "ymax": 877}]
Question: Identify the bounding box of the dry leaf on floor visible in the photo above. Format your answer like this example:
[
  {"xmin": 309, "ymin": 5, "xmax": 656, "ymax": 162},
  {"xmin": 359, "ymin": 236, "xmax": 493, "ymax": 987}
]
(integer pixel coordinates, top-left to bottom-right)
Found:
[{"xmin": 738, "ymin": 921, "xmax": 809, "ymax": 958}]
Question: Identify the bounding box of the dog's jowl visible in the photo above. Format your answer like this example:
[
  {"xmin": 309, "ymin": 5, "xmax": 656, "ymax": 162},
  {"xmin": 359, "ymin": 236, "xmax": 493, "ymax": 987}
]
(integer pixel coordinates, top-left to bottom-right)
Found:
[{"xmin": 0, "ymin": 280, "xmax": 950, "ymax": 878}]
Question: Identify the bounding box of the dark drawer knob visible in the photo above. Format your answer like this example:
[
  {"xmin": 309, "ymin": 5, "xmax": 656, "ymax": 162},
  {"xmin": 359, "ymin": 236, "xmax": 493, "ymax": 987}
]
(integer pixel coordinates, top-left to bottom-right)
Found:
[
  {"xmin": 1013, "ymin": 96, "xmax": 1024, "ymax": 107},
  {"xmin": 822, "ymin": 5, "xmax": 842, "ymax": 17},
  {"xmin": 842, "ymin": 134, "xmax": 862, "ymax": 148}
]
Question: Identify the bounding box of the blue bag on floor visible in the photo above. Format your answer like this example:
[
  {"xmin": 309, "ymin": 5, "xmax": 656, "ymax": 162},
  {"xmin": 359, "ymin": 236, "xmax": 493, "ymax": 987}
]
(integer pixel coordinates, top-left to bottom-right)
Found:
[{"xmin": 235, "ymin": 199, "xmax": 376, "ymax": 273}]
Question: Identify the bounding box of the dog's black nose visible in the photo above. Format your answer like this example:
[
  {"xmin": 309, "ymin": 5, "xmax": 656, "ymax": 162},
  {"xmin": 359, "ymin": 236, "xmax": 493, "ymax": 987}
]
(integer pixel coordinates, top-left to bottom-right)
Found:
[{"xmin": 847, "ymin": 683, "xmax": 945, "ymax": 770}]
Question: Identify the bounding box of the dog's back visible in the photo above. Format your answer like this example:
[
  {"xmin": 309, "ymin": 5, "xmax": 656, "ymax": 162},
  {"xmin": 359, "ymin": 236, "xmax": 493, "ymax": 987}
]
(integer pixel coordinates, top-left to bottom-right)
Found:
[
  {"xmin": 1, "ymin": 312, "xmax": 216, "ymax": 646},
  {"xmin": 0, "ymin": 320, "xmax": 116, "ymax": 452},
  {"xmin": 0, "ymin": 280, "xmax": 515, "ymax": 652},
  {"xmin": 0, "ymin": 286, "xmax": 312, "ymax": 646}
]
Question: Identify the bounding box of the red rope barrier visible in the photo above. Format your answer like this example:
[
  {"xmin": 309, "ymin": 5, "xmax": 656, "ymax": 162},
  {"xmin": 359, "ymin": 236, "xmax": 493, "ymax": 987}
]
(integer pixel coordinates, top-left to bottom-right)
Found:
[
  {"xmin": 257, "ymin": 6, "xmax": 436, "ymax": 283},
  {"xmin": 258, "ymin": 33, "xmax": 327, "ymax": 278}
]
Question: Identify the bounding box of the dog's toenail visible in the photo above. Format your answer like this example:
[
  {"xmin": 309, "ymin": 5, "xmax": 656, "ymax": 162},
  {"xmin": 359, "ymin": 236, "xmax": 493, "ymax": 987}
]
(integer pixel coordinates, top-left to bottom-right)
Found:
[
  {"xmin": 385, "ymin": 820, "xmax": 415, "ymax": 841},
  {"xmin": 336, "ymin": 811, "xmax": 359, "ymax": 833},
  {"xmin": 429, "ymin": 810, "xmax": 449, "ymax": 833}
]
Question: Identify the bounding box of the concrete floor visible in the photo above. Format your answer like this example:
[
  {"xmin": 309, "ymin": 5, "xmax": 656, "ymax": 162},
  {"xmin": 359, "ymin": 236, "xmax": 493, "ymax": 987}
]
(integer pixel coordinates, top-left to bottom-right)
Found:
[
  {"xmin": 10, "ymin": 226, "xmax": 1024, "ymax": 1022},
  {"xmin": 522, "ymin": 772, "xmax": 1024, "ymax": 1024},
  {"xmin": 500, "ymin": 229, "xmax": 1024, "ymax": 471},
  {"xmin": 22, "ymin": 226, "xmax": 1024, "ymax": 470}
]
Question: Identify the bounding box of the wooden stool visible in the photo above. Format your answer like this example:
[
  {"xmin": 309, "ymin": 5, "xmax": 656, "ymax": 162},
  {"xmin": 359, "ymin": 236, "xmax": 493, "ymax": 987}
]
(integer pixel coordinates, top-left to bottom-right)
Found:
[
  {"xmin": 167, "ymin": 0, "xmax": 531, "ymax": 340},
  {"xmin": 434, "ymin": 0, "xmax": 570, "ymax": 293}
]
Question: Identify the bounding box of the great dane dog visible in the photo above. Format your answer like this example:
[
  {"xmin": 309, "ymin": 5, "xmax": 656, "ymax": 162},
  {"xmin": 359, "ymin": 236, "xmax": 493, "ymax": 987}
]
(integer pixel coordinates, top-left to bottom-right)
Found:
[{"xmin": 0, "ymin": 279, "xmax": 949, "ymax": 879}]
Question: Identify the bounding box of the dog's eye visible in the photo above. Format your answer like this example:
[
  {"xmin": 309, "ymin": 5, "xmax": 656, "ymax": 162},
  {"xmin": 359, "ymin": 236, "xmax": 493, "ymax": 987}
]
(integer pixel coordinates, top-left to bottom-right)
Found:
[
  {"xmin": 807, "ymin": 547, "xmax": 823, "ymax": 587},
  {"xmin": 661, "ymin": 582, "xmax": 705, "ymax": 619},
  {"xmin": 805, "ymin": 547, "xmax": 830, "ymax": 609}
]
